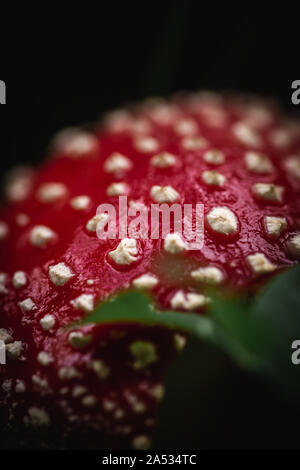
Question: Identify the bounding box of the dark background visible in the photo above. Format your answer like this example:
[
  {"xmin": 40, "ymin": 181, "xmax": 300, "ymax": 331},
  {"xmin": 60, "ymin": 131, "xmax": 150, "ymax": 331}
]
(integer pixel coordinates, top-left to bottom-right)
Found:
[
  {"xmin": 0, "ymin": 3, "xmax": 299, "ymax": 175},
  {"xmin": 1, "ymin": 2, "xmax": 300, "ymax": 449}
]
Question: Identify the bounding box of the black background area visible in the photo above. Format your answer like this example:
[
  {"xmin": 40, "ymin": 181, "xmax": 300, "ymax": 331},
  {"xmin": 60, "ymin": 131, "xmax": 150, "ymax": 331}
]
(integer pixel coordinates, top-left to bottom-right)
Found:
[{"xmin": 0, "ymin": 2, "xmax": 300, "ymax": 450}]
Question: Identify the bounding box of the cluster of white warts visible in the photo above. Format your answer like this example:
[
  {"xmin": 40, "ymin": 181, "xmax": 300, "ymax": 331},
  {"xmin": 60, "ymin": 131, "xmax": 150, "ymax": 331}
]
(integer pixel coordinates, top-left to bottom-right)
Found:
[
  {"xmin": 0, "ymin": 135, "xmax": 300, "ymax": 312},
  {"xmin": 1, "ymin": 110, "xmax": 300, "ymax": 447}
]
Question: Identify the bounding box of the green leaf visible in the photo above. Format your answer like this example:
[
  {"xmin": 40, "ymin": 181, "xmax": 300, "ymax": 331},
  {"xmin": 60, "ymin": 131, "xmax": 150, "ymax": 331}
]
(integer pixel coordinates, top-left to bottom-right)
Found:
[
  {"xmin": 210, "ymin": 266, "xmax": 300, "ymax": 397},
  {"xmin": 251, "ymin": 266, "xmax": 300, "ymax": 396},
  {"xmin": 76, "ymin": 290, "xmax": 215, "ymax": 342},
  {"xmin": 70, "ymin": 265, "xmax": 300, "ymax": 397}
]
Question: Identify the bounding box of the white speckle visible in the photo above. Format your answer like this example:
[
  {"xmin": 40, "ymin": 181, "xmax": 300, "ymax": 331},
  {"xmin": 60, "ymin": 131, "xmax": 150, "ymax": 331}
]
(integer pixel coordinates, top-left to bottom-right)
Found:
[
  {"xmin": 252, "ymin": 183, "xmax": 283, "ymax": 203},
  {"xmin": 203, "ymin": 149, "xmax": 225, "ymax": 165},
  {"xmin": 30, "ymin": 225, "xmax": 56, "ymax": 247},
  {"xmin": 2, "ymin": 379, "xmax": 13, "ymax": 393},
  {"xmin": 202, "ymin": 170, "xmax": 226, "ymax": 186},
  {"xmin": 146, "ymin": 101, "xmax": 179, "ymax": 125},
  {"xmin": 103, "ymin": 399, "xmax": 116, "ymax": 411},
  {"xmin": 71, "ymin": 294, "xmax": 94, "ymax": 312},
  {"xmin": 150, "ymin": 185, "xmax": 179, "ymax": 203},
  {"xmin": 114, "ymin": 408, "xmax": 125, "ymax": 419},
  {"xmin": 264, "ymin": 216, "xmax": 287, "ymax": 237},
  {"xmin": 170, "ymin": 291, "xmax": 208, "ymax": 310},
  {"xmin": 0, "ymin": 284, "xmax": 7, "ymax": 295},
  {"xmin": 131, "ymin": 435, "xmax": 151, "ymax": 450},
  {"xmin": 37, "ymin": 351, "xmax": 54, "ymax": 366},
  {"xmin": 12, "ymin": 271, "xmax": 27, "ymax": 289},
  {"xmin": 0, "ymin": 273, "xmax": 8, "ymax": 294},
  {"xmin": 233, "ymin": 122, "xmax": 262, "ymax": 147},
  {"xmin": 68, "ymin": 331, "xmax": 92, "ymax": 348},
  {"xmin": 130, "ymin": 118, "xmax": 152, "ymax": 135},
  {"xmin": 0, "ymin": 328, "xmax": 12, "ymax": 344},
  {"xmin": 104, "ymin": 152, "xmax": 132, "ymax": 175},
  {"xmin": 86, "ymin": 213, "xmax": 109, "ymax": 232},
  {"xmin": 109, "ymin": 238, "xmax": 139, "ymax": 265},
  {"xmin": 82, "ymin": 395, "xmax": 97, "ymax": 407},
  {"xmin": 129, "ymin": 200, "xmax": 148, "ymax": 211},
  {"xmin": 36, "ymin": 182, "xmax": 67, "ymax": 203},
  {"xmin": 6, "ymin": 341, "xmax": 23, "ymax": 360},
  {"xmin": 89, "ymin": 359, "xmax": 110, "ymax": 379},
  {"xmin": 181, "ymin": 136, "xmax": 208, "ymax": 150},
  {"xmin": 133, "ymin": 273, "xmax": 158, "ymax": 289},
  {"xmin": 32, "ymin": 374, "xmax": 49, "ymax": 390},
  {"xmin": 70, "ymin": 195, "xmax": 91, "ymax": 210},
  {"xmin": 164, "ymin": 232, "xmax": 185, "ymax": 253},
  {"xmin": 25, "ymin": 407, "xmax": 50, "ymax": 427},
  {"xmin": 106, "ymin": 182, "xmax": 129, "ymax": 196},
  {"xmin": 286, "ymin": 233, "xmax": 300, "ymax": 259},
  {"xmin": 58, "ymin": 366, "xmax": 81, "ymax": 380},
  {"xmin": 40, "ymin": 314, "xmax": 55, "ymax": 331},
  {"xmin": 103, "ymin": 108, "xmax": 132, "ymax": 132},
  {"xmin": 243, "ymin": 106, "xmax": 273, "ymax": 128},
  {"xmin": 0, "ymin": 221, "xmax": 9, "ymax": 240},
  {"xmin": 174, "ymin": 333, "xmax": 187, "ymax": 351},
  {"xmin": 18, "ymin": 298, "xmax": 37, "ymax": 313},
  {"xmin": 149, "ymin": 384, "xmax": 165, "ymax": 401},
  {"xmin": 49, "ymin": 263, "xmax": 74, "ymax": 286},
  {"xmin": 286, "ymin": 155, "xmax": 300, "ymax": 180},
  {"xmin": 72, "ymin": 385, "xmax": 87, "ymax": 398},
  {"xmin": 86, "ymin": 279, "xmax": 94, "ymax": 286},
  {"xmin": 58, "ymin": 131, "xmax": 98, "ymax": 158},
  {"xmin": 245, "ymin": 151, "xmax": 273, "ymax": 174},
  {"xmin": 16, "ymin": 213, "xmax": 30, "ymax": 226},
  {"xmin": 174, "ymin": 119, "xmax": 198, "ymax": 136},
  {"xmin": 247, "ymin": 253, "xmax": 277, "ymax": 275},
  {"xmin": 191, "ymin": 266, "xmax": 224, "ymax": 284},
  {"xmin": 207, "ymin": 206, "xmax": 238, "ymax": 235},
  {"xmin": 134, "ymin": 137, "xmax": 159, "ymax": 153},
  {"xmin": 5, "ymin": 166, "xmax": 34, "ymax": 202},
  {"xmin": 15, "ymin": 379, "xmax": 26, "ymax": 393},
  {"xmin": 150, "ymin": 152, "xmax": 176, "ymax": 168}
]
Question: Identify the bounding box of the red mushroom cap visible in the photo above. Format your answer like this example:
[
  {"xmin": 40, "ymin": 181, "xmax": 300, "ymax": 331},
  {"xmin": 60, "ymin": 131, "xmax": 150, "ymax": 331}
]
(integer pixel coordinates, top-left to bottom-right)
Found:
[{"xmin": 0, "ymin": 92, "xmax": 300, "ymax": 449}]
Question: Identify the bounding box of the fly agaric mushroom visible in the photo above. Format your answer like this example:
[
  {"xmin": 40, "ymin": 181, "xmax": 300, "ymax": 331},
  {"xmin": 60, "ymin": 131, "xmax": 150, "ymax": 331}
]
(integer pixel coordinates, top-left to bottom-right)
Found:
[{"xmin": 0, "ymin": 92, "xmax": 300, "ymax": 449}]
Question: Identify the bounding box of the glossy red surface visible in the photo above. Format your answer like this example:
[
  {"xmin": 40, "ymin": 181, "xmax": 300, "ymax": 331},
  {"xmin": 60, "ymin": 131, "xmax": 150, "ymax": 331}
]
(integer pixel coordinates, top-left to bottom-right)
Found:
[{"xmin": 0, "ymin": 93, "xmax": 299, "ymax": 448}]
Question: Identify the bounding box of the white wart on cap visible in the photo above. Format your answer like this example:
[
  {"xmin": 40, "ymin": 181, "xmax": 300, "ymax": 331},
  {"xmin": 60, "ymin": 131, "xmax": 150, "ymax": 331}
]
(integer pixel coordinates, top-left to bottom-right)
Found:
[
  {"xmin": 202, "ymin": 170, "xmax": 226, "ymax": 186},
  {"xmin": 12, "ymin": 271, "xmax": 27, "ymax": 289},
  {"xmin": 49, "ymin": 263, "xmax": 74, "ymax": 286},
  {"xmin": 150, "ymin": 185, "xmax": 179, "ymax": 203},
  {"xmin": 245, "ymin": 152, "xmax": 274, "ymax": 174},
  {"xmin": 36, "ymin": 183, "xmax": 67, "ymax": 203},
  {"xmin": 30, "ymin": 225, "xmax": 56, "ymax": 247},
  {"xmin": 164, "ymin": 233, "xmax": 185, "ymax": 253},
  {"xmin": 206, "ymin": 207, "xmax": 238, "ymax": 235},
  {"xmin": 252, "ymin": 183, "xmax": 283, "ymax": 203},
  {"xmin": 109, "ymin": 238, "xmax": 139, "ymax": 265},
  {"xmin": 286, "ymin": 233, "xmax": 300, "ymax": 259},
  {"xmin": 70, "ymin": 195, "xmax": 91, "ymax": 210},
  {"xmin": 264, "ymin": 216, "xmax": 287, "ymax": 237},
  {"xmin": 150, "ymin": 152, "xmax": 176, "ymax": 168},
  {"xmin": 191, "ymin": 266, "xmax": 224, "ymax": 284},
  {"xmin": 247, "ymin": 253, "xmax": 276, "ymax": 275},
  {"xmin": 170, "ymin": 291, "xmax": 208, "ymax": 310},
  {"xmin": 133, "ymin": 274, "xmax": 158, "ymax": 289},
  {"xmin": 104, "ymin": 153, "xmax": 132, "ymax": 174},
  {"xmin": 203, "ymin": 149, "xmax": 225, "ymax": 165},
  {"xmin": 134, "ymin": 137, "xmax": 159, "ymax": 153},
  {"xmin": 106, "ymin": 182, "xmax": 129, "ymax": 196}
]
